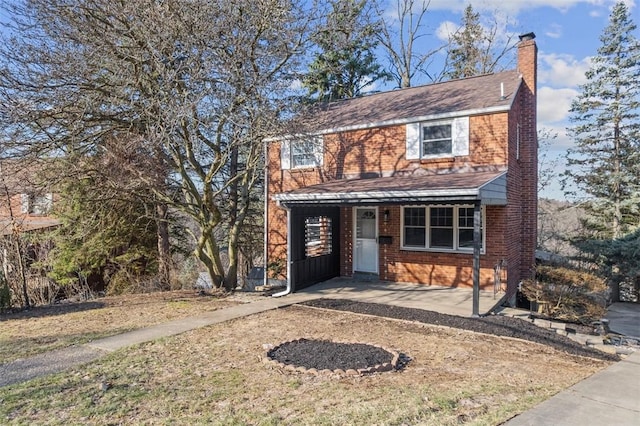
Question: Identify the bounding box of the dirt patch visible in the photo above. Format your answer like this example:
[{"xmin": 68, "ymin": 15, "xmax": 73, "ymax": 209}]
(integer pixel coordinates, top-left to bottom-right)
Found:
[{"xmin": 301, "ymin": 298, "xmax": 618, "ymax": 362}]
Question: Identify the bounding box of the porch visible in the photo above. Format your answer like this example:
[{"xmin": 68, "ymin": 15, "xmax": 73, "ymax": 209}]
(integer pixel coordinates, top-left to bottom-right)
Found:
[{"xmin": 292, "ymin": 276, "xmax": 504, "ymax": 317}]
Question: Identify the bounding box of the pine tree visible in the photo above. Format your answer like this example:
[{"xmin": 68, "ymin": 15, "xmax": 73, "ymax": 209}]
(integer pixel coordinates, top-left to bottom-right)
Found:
[
  {"xmin": 564, "ymin": 1, "xmax": 640, "ymax": 240},
  {"xmin": 445, "ymin": 5, "xmax": 515, "ymax": 80},
  {"xmin": 447, "ymin": 5, "xmax": 485, "ymax": 79},
  {"xmin": 303, "ymin": 0, "xmax": 389, "ymax": 101}
]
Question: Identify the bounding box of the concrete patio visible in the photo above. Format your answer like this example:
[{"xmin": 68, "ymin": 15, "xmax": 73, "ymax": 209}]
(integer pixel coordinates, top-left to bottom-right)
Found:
[{"xmin": 295, "ymin": 276, "xmax": 504, "ymax": 317}]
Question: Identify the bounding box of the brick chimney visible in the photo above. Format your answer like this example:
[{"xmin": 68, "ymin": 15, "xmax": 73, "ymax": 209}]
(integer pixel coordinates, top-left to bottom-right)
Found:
[
  {"xmin": 517, "ymin": 32, "xmax": 538, "ymax": 282},
  {"xmin": 518, "ymin": 32, "xmax": 537, "ymax": 97}
]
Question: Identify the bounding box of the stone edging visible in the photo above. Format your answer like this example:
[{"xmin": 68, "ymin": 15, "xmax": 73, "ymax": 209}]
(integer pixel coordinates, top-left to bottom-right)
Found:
[{"xmin": 263, "ymin": 338, "xmax": 400, "ymax": 376}]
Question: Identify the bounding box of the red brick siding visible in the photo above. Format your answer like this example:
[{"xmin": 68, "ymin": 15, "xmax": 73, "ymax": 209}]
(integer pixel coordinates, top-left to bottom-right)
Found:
[{"xmin": 359, "ymin": 204, "xmax": 507, "ymax": 289}]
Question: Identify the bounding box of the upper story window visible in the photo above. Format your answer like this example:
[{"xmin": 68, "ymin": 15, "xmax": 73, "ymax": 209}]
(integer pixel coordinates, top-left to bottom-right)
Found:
[
  {"xmin": 292, "ymin": 139, "xmax": 322, "ymax": 168},
  {"xmin": 281, "ymin": 136, "xmax": 323, "ymax": 170},
  {"xmin": 21, "ymin": 193, "xmax": 53, "ymax": 216},
  {"xmin": 401, "ymin": 205, "xmax": 484, "ymax": 253},
  {"xmin": 422, "ymin": 121, "xmax": 453, "ymax": 156},
  {"xmin": 406, "ymin": 116, "xmax": 469, "ymax": 160}
]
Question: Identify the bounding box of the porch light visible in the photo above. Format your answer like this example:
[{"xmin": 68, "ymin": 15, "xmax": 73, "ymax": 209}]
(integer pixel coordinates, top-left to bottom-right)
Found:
[{"xmin": 384, "ymin": 209, "xmax": 390, "ymax": 222}]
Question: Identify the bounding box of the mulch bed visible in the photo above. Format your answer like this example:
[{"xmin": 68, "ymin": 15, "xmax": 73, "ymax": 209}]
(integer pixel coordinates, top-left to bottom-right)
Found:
[
  {"xmin": 296, "ymin": 298, "xmax": 619, "ymax": 362},
  {"xmin": 267, "ymin": 339, "xmax": 394, "ymax": 371}
]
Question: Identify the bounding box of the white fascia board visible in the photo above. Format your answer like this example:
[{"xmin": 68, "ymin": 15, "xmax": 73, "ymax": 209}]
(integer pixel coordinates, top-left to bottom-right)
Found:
[{"xmin": 274, "ymin": 188, "xmax": 480, "ymax": 203}]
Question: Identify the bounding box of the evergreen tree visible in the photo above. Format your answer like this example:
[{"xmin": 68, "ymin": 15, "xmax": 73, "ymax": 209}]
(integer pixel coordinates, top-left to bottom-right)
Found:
[
  {"xmin": 46, "ymin": 153, "xmax": 161, "ymax": 294},
  {"xmin": 445, "ymin": 5, "xmax": 515, "ymax": 80},
  {"xmin": 564, "ymin": 1, "xmax": 640, "ymax": 240},
  {"xmin": 303, "ymin": 0, "xmax": 389, "ymax": 100}
]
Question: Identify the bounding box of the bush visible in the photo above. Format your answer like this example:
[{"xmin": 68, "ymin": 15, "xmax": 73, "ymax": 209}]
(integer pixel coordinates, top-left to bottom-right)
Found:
[{"xmin": 521, "ymin": 265, "xmax": 608, "ymax": 324}]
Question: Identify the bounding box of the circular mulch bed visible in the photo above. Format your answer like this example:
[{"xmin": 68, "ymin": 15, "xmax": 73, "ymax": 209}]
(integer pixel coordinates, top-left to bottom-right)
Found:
[{"xmin": 265, "ymin": 338, "xmax": 400, "ymax": 376}]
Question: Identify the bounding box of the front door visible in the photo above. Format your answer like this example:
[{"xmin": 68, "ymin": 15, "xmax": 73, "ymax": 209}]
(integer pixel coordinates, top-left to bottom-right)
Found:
[{"xmin": 354, "ymin": 207, "xmax": 378, "ymax": 273}]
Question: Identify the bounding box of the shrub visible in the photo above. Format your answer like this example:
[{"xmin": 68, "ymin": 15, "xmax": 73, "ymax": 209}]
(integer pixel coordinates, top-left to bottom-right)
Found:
[{"xmin": 521, "ymin": 265, "xmax": 608, "ymax": 324}]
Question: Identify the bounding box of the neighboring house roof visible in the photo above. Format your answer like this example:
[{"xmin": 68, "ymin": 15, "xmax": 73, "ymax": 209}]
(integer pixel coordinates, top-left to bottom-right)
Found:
[
  {"xmin": 0, "ymin": 217, "xmax": 61, "ymax": 236},
  {"xmin": 275, "ymin": 170, "xmax": 507, "ymax": 206},
  {"xmin": 303, "ymin": 70, "xmax": 521, "ymax": 134}
]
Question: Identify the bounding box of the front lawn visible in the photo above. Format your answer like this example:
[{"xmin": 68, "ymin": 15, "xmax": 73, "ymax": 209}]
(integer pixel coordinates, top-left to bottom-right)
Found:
[{"xmin": 0, "ymin": 305, "xmax": 610, "ymax": 425}]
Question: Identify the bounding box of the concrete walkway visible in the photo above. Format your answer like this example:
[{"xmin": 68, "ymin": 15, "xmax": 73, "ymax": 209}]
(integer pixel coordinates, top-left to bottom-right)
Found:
[
  {"xmin": 1, "ymin": 281, "xmax": 638, "ymax": 426},
  {"xmin": 504, "ymin": 350, "xmax": 640, "ymax": 425},
  {"xmin": 0, "ymin": 292, "xmax": 318, "ymax": 387},
  {"xmin": 504, "ymin": 301, "xmax": 640, "ymax": 426}
]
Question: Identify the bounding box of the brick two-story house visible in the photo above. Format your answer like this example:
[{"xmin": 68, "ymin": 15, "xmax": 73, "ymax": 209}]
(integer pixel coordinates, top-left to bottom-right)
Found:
[
  {"xmin": 265, "ymin": 33, "xmax": 538, "ymax": 302},
  {"xmin": 0, "ymin": 160, "xmax": 59, "ymax": 236}
]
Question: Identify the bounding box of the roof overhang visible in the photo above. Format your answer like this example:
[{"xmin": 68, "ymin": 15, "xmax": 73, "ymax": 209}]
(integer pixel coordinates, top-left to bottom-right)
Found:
[
  {"xmin": 1, "ymin": 217, "xmax": 62, "ymax": 236},
  {"xmin": 275, "ymin": 170, "xmax": 507, "ymax": 207}
]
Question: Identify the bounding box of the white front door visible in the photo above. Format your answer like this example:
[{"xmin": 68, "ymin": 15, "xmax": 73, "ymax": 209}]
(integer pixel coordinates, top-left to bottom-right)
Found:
[{"xmin": 354, "ymin": 207, "xmax": 378, "ymax": 273}]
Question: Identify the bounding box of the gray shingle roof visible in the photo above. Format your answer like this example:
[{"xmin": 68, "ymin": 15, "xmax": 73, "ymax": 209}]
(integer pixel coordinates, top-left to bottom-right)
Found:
[
  {"xmin": 275, "ymin": 170, "xmax": 507, "ymax": 205},
  {"xmin": 307, "ymin": 70, "xmax": 521, "ymax": 133}
]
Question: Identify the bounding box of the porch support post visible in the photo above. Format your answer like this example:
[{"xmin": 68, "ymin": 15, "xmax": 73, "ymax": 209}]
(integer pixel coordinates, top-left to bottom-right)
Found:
[
  {"xmin": 472, "ymin": 200, "xmax": 481, "ymax": 317},
  {"xmin": 286, "ymin": 206, "xmax": 293, "ymax": 293}
]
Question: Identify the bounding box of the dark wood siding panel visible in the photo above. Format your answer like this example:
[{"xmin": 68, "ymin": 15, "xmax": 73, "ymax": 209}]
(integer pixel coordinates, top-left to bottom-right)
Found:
[{"xmin": 290, "ymin": 206, "xmax": 341, "ymax": 291}]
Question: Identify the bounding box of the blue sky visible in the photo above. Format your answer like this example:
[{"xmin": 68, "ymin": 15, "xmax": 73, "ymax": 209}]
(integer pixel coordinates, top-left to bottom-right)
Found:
[
  {"xmin": 1, "ymin": 0, "xmax": 636, "ymax": 199},
  {"xmin": 377, "ymin": 0, "xmax": 637, "ymax": 200}
]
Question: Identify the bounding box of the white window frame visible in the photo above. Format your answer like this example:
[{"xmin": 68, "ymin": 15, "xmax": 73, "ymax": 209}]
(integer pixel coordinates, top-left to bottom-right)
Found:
[
  {"xmin": 421, "ymin": 119, "xmax": 454, "ymax": 158},
  {"xmin": 21, "ymin": 193, "xmax": 53, "ymax": 216},
  {"xmin": 400, "ymin": 205, "xmax": 485, "ymax": 253},
  {"xmin": 281, "ymin": 136, "xmax": 323, "ymax": 170}
]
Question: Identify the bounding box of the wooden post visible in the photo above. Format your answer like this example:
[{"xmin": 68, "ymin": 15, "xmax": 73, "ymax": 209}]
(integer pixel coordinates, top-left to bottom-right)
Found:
[{"xmin": 472, "ymin": 201, "xmax": 481, "ymax": 317}]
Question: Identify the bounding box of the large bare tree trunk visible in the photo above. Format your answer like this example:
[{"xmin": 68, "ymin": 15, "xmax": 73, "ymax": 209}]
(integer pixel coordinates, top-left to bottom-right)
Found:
[{"xmin": 156, "ymin": 202, "xmax": 172, "ymax": 289}]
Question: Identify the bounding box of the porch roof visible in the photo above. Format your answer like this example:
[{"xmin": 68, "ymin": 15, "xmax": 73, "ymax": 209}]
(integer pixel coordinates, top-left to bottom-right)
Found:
[
  {"xmin": 274, "ymin": 170, "xmax": 507, "ymax": 206},
  {"xmin": 1, "ymin": 217, "xmax": 61, "ymax": 236}
]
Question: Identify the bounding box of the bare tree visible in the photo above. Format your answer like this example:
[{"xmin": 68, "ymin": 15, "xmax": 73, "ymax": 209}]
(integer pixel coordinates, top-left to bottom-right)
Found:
[
  {"xmin": 376, "ymin": 0, "xmax": 444, "ymax": 87},
  {"xmin": 0, "ymin": 161, "xmax": 30, "ymax": 308},
  {"xmin": 0, "ymin": 0, "xmax": 309, "ymax": 291}
]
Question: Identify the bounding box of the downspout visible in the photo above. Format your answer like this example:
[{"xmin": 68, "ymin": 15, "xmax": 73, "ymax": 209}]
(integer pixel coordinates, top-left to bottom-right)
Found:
[
  {"xmin": 272, "ymin": 202, "xmax": 292, "ymax": 297},
  {"xmin": 472, "ymin": 200, "xmax": 481, "ymax": 317}
]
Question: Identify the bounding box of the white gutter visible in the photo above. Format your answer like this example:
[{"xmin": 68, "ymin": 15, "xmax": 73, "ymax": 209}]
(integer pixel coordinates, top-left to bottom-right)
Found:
[
  {"xmin": 274, "ymin": 188, "xmax": 480, "ymax": 203},
  {"xmin": 272, "ymin": 204, "xmax": 292, "ymax": 297}
]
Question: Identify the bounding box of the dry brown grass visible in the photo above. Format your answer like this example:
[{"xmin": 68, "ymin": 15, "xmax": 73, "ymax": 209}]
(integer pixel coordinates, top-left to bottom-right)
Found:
[
  {"xmin": 0, "ymin": 290, "xmax": 242, "ymax": 364},
  {"xmin": 0, "ymin": 303, "xmax": 610, "ymax": 425}
]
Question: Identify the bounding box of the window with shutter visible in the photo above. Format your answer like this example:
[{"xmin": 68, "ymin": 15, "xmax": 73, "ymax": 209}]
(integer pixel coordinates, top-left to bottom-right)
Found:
[
  {"xmin": 283, "ymin": 136, "xmax": 323, "ymax": 169},
  {"xmin": 406, "ymin": 117, "xmax": 469, "ymax": 159}
]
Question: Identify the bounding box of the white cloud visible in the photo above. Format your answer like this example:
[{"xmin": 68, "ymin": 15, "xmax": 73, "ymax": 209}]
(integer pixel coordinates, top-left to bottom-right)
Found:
[
  {"xmin": 435, "ymin": 20, "xmax": 458, "ymax": 41},
  {"xmin": 538, "ymin": 86, "xmax": 579, "ymax": 124},
  {"xmin": 545, "ymin": 23, "xmax": 563, "ymax": 38},
  {"xmin": 538, "ymin": 122, "xmax": 573, "ymax": 149},
  {"xmin": 538, "ymin": 53, "xmax": 591, "ymax": 87}
]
